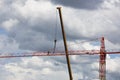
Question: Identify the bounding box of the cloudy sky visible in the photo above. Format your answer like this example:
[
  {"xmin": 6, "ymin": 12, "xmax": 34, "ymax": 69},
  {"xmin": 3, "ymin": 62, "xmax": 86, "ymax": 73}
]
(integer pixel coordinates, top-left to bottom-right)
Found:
[{"xmin": 0, "ymin": 0, "xmax": 120, "ymax": 80}]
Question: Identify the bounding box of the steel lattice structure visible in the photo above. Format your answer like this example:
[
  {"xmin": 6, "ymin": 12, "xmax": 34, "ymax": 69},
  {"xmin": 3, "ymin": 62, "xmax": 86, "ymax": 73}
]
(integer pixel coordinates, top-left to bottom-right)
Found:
[
  {"xmin": 0, "ymin": 7, "xmax": 120, "ymax": 80},
  {"xmin": 0, "ymin": 37, "xmax": 120, "ymax": 80}
]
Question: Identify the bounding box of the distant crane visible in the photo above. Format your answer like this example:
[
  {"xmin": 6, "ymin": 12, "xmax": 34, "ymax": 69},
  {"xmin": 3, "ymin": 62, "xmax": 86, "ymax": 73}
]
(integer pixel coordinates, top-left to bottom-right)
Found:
[
  {"xmin": 0, "ymin": 37, "xmax": 120, "ymax": 80},
  {"xmin": 0, "ymin": 7, "xmax": 120, "ymax": 80}
]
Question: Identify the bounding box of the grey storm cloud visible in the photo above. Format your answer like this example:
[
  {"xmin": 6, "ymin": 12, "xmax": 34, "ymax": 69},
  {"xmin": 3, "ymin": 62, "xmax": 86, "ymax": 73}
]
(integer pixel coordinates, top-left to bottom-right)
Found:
[
  {"xmin": 0, "ymin": 0, "xmax": 120, "ymax": 80},
  {"xmin": 7, "ymin": 14, "xmax": 66, "ymax": 51},
  {"xmin": 51, "ymin": 0, "xmax": 104, "ymax": 9},
  {"xmin": 0, "ymin": 0, "xmax": 120, "ymax": 51}
]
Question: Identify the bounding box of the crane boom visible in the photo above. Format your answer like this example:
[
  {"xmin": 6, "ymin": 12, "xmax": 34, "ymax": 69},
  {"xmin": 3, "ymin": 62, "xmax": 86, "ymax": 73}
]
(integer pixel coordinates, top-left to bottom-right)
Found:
[
  {"xmin": 0, "ymin": 49, "xmax": 120, "ymax": 58},
  {"xmin": 0, "ymin": 37, "xmax": 120, "ymax": 80},
  {"xmin": 0, "ymin": 50, "xmax": 100, "ymax": 58}
]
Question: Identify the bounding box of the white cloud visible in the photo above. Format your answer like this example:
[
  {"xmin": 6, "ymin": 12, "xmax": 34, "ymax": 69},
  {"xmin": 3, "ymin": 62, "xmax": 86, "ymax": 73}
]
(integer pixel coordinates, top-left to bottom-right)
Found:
[
  {"xmin": 1, "ymin": 0, "xmax": 119, "ymax": 51},
  {"xmin": 105, "ymin": 39, "xmax": 120, "ymax": 50},
  {"xmin": 2, "ymin": 57, "xmax": 69, "ymax": 80},
  {"xmin": 67, "ymin": 40, "xmax": 100, "ymax": 51},
  {"xmin": 0, "ymin": 55, "xmax": 99, "ymax": 80},
  {"xmin": 0, "ymin": 0, "xmax": 120, "ymax": 80},
  {"xmin": 102, "ymin": 0, "xmax": 120, "ymax": 9},
  {"xmin": 0, "ymin": 1, "xmax": 3, "ymax": 8},
  {"xmin": 2, "ymin": 19, "xmax": 19, "ymax": 31},
  {"xmin": 13, "ymin": 0, "xmax": 55, "ymax": 20},
  {"xmin": 5, "ymin": 62, "xmax": 38, "ymax": 80},
  {"xmin": 62, "ymin": 6, "xmax": 119, "ymax": 38},
  {"xmin": 107, "ymin": 57, "xmax": 120, "ymax": 72},
  {"xmin": 82, "ymin": 42, "xmax": 100, "ymax": 50}
]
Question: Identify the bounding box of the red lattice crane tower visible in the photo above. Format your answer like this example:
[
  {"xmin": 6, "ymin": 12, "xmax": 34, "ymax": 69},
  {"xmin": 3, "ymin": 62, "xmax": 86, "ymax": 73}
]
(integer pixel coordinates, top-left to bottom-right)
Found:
[
  {"xmin": 99, "ymin": 37, "xmax": 120, "ymax": 80},
  {"xmin": 99, "ymin": 37, "xmax": 106, "ymax": 80}
]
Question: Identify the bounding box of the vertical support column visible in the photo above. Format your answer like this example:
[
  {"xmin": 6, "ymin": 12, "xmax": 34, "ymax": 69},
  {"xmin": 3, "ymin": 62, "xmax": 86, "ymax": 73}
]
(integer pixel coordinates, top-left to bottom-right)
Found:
[
  {"xmin": 99, "ymin": 37, "xmax": 106, "ymax": 80},
  {"xmin": 57, "ymin": 7, "xmax": 73, "ymax": 80}
]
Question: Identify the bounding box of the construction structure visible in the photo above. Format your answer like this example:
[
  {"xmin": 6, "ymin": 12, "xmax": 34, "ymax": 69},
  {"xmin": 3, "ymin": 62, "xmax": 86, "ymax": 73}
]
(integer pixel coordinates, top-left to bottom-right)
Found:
[
  {"xmin": 0, "ymin": 7, "xmax": 120, "ymax": 80},
  {"xmin": 0, "ymin": 37, "xmax": 120, "ymax": 80}
]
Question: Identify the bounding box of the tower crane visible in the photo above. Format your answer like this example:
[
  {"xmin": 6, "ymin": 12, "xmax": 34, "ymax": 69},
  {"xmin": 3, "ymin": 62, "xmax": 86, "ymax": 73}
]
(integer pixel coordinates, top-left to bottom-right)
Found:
[
  {"xmin": 0, "ymin": 7, "xmax": 120, "ymax": 80},
  {"xmin": 0, "ymin": 37, "xmax": 120, "ymax": 80}
]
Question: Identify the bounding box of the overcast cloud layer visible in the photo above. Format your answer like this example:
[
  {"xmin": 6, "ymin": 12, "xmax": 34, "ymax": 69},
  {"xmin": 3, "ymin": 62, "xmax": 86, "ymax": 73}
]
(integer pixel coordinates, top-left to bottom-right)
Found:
[
  {"xmin": 0, "ymin": 0, "xmax": 120, "ymax": 80},
  {"xmin": 52, "ymin": 0, "xmax": 104, "ymax": 9}
]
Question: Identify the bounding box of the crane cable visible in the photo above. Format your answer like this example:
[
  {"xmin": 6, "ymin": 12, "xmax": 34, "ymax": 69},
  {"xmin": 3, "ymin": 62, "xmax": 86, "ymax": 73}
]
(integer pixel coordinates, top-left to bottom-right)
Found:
[
  {"xmin": 67, "ymin": 38, "xmax": 99, "ymax": 48},
  {"xmin": 53, "ymin": 9, "xmax": 58, "ymax": 53}
]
